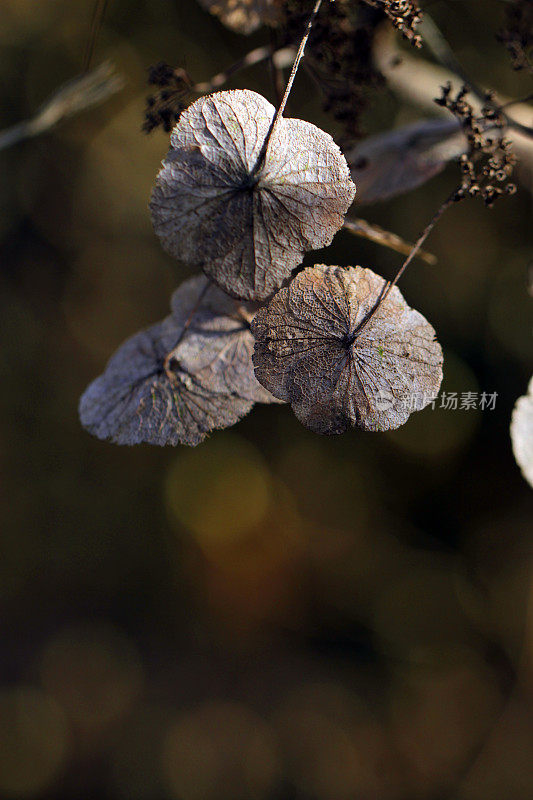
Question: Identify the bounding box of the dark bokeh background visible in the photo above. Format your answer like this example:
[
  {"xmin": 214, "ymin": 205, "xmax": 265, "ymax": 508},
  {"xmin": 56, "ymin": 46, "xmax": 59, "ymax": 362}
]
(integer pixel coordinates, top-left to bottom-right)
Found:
[{"xmin": 1, "ymin": 1, "xmax": 532, "ymax": 798}]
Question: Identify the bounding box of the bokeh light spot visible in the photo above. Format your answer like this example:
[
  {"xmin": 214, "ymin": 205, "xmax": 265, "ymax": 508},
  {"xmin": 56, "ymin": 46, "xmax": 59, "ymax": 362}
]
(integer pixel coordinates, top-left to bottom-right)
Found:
[
  {"xmin": 40, "ymin": 624, "xmax": 143, "ymax": 741},
  {"xmin": 161, "ymin": 701, "xmax": 280, "ymax": 800},
  {"xmin": 0, "ymin": 686, "xmax": 69, "ymax": 797},
  {"xmin": 165, "ymin": 434, "xmax": 271, "ymax": 549}
]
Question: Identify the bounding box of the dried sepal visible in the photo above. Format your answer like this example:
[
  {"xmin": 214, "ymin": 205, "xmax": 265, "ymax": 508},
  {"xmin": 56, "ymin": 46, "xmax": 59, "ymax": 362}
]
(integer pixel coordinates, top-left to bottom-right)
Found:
[
  {"xmin": 150, "ymin": 89, "xmax": 356, "ymax": 302},
  {"xmin": 349, "ymin": 118, "xmax": 467, "ymax": 205},
  {"xmin": 510, "ymin": 376, "xmax": 533, "ymax": 488},
  {"xmin": 79, "ymin": 275, "xmax": 277, "ymax": 447},
  {"xmin": 197, "ymin": 0, "xmax": 282, "ymax": 34},
  {"xmin": 251, "ymin": 264, "xmax": 443, "ymax": 434},
  {"xmin": 162, "ymin": 276, "xmax": 276, "ymax": 404}
]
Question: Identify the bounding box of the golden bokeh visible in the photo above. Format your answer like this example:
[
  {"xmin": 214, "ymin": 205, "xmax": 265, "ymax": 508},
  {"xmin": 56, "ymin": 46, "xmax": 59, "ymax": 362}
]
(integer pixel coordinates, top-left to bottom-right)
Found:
[
  {"xmin": 0, "ymin": 687, "xmax": 69, "ymax": 797},
  {"xmin": 40, "ymin": 624, "xmax": 143, "ymax": 742},
  {"xmin": 165, "ymin": 433, "xmax": 272, "ymax": 549},
  {"xmin": 162, "ymin": 702, "xmax": 280, "ymax": 800}
]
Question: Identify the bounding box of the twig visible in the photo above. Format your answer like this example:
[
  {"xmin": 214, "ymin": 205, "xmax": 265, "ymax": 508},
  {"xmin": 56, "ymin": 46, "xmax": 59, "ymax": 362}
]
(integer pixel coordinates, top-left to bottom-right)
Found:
[
  {"xmin": 83, "ymin": 0, "xmax": 109, "ymax": 72},
  {"xmin": 193, "ymin": 45, "xmax": 294, "ymax": 94},
  {"xmin": 0, "ymin": 62, "xmax": 123, "ymax": 152},
  {"xmin": 351, "ymin": 193, "xmax": 456, "ymax": 340},
  {"xmin": 343, "ymin": 218, "xmax": 437, "ymax": 264},
  {"xmin": 251, "ymin": 0, "xmax": 324, "ymax": 178}
]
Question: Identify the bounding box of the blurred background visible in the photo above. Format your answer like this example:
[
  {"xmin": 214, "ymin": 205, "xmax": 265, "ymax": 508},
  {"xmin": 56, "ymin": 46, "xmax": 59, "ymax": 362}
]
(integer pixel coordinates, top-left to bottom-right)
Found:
[{"xmin": 0, "ymin": 1, "xmax": 532, "ymax": 798}]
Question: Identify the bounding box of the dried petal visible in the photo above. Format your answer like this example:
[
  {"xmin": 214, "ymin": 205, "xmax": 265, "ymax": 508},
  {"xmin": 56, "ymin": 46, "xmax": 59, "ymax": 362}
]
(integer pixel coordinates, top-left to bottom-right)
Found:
[
  {"xmin": 150, "ymin": 89, "xmax": 356, "ymax": 301},
  {"xmin": 79, "ymin": 275, "xmax": 277, "ymax": 447},
  {"xmin": 510, "ymin": 376, "xmax": 533, "ymax": 488},
  {"xmin": 349, "ymin": 118, "xmax": 467, "ymax": 205},
  {"xmin": 197, "ymin": 0, "xmax": 282, "ymax": 33},
  {"xmin": 252, "ymin": 264, "xmax": 443, "ymax": 434}
]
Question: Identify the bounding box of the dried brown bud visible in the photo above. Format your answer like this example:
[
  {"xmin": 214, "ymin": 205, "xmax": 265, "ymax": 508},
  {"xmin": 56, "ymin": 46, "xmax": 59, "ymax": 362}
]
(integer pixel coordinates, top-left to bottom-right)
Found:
[{"xmin": 252, "ymin": 264, "xmax": 443, "ymax": 434}]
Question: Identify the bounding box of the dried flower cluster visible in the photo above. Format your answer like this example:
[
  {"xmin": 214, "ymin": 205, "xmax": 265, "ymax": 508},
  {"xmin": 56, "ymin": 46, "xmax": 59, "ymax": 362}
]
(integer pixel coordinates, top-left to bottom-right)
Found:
[
  {"xmin": 435, "ymin": 83, "xmax": 517, "ymax": 206},
  {"xmin": 80, "ymin": 0, "xmax": 529, "ymax": 450},
  {"xmin": 362, "ymin": 0, "xmax": 422, "ymax": 47},
  {"xmin": 143, "ymin": 62, "xmax": 194, "ymax": 133},
  {"xmin": 281, "ymin": 0, "xmax": 386, "ymax": 144},
  {"xmin": 148, "ymin": 0, "xmax": 424, "ymax": 143},
  {"xmin": 81, "ymin": 68, "xmax": 446, "ymax": 446},
  {"xmin": 497, "ymin": 0, "xmax": 533, "ymax": 73}
]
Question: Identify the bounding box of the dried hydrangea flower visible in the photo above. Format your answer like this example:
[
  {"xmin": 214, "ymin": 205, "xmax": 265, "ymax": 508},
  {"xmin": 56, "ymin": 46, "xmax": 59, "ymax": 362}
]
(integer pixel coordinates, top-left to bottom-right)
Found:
[
  {"xmin": 251, "ymin": 264, "xmax": 443, "ymax": 434},
  {"xmin": 79, "ymin": 276, "xmax": 277, "ymax": 447},
  {"xmin": 510, "ymin": 376, "xmax": 533, "ymax": 488},
  {"xmin": 150, "ymin": 89, "xmax": 356, "ymax": 302},
  {"xmin": 197, "ymin": 0, "xmax": 282, "ymax": 34}
]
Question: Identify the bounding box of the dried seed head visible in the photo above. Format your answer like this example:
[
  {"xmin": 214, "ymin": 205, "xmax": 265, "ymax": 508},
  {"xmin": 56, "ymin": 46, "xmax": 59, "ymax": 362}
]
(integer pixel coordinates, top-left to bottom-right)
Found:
[
  {"xmin": 363, "ymin": 0, "xmax": 423, "ymax": 47},
  {"xmin": 251, "ymin": 264, "xmax": 443, "ymax": 434},
  {"xmin": 150, "ymin": 89, "xmax": 356, "ymax": 301},
  {"xmin": 282, "ymin": 0, "xmax": 386, "ymax": 145},
  {"xmin": 197, "ymin": 0, "xmax": 283, "ymax": 34},
  {"xmin": 497, "ymin": 0, "xmax": 533, "ymax": 72},
  {"xmin": 435, "ymin": 83, "xmax": 517, "ymax": 206},
  {"xmin": 143, "ymin": 63, "xmax": 194, "ymax": 134},
  {"xmin": 79, "ymin": 275, "xmax": 278, "ymax": 447}
]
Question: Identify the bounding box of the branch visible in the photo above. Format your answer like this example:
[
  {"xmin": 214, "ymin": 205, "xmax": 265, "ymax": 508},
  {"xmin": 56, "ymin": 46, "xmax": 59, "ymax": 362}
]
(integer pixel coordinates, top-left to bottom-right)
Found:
[
  {"xmin": 0, "ymin": 62, "xmax": 123, "ymax": 152},
  {"xmin": 251, "ymin": 0, "xmax": 324, "ymax": 178},
  {"xmin": 343, "ymin": 217, "xmax": 437, "ymax": 264},
  {"xmin": 193, "ymin": 45, "xmax": 294, "ymax": 94},
  {"xmin": 351, "ymin": 193, "xmax": 456, "ymax": 341}
]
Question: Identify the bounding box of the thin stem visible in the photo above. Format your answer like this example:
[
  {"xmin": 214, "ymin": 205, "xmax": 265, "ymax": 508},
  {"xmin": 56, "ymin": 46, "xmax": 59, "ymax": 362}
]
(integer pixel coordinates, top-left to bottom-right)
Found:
[
  {"xmin": 250, "ymin": 0, "xmax": 323, "ymax": 178},
  {"xmin": 500, "ymin": 93, "xmax": 533, "ymax": 110},
  {"xmin": 269, "ymin": 28, "xmax": 285, "ymax": 109},
  {"xmin": 0, "ymin": 62, "xmax": 122, "ymax": 152},
  {"xmin": 343, "ymin": 218, "xmax": 437, "ymax": 265},
  {"xmin": 83, "ymin": 0, "xmax": 109, "ymax": 72},
  {"xmin": 232, "ymin": 303, "xmax": 255, "ymax": 327},
  {"xmin": 351, "ymin": 193, "xmax": 456, "ymax": 340},
  {"xmin": 193, "ymin": 45, "xmax": 294, "ymax": 94},
  {"xmin": 421, "ymin": 12, "xmax": 485, "ymax": 101},
  {"xmin": 421, "ymin": 12, "xmax": 533, "ymax": 140}
]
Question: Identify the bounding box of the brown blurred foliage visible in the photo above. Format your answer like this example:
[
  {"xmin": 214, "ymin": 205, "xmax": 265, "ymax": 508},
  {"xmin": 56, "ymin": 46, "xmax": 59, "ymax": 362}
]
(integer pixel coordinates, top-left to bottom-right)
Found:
[{"xmin": 0, "ymin": 1, "xmax": 532, "ymax": 798}]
